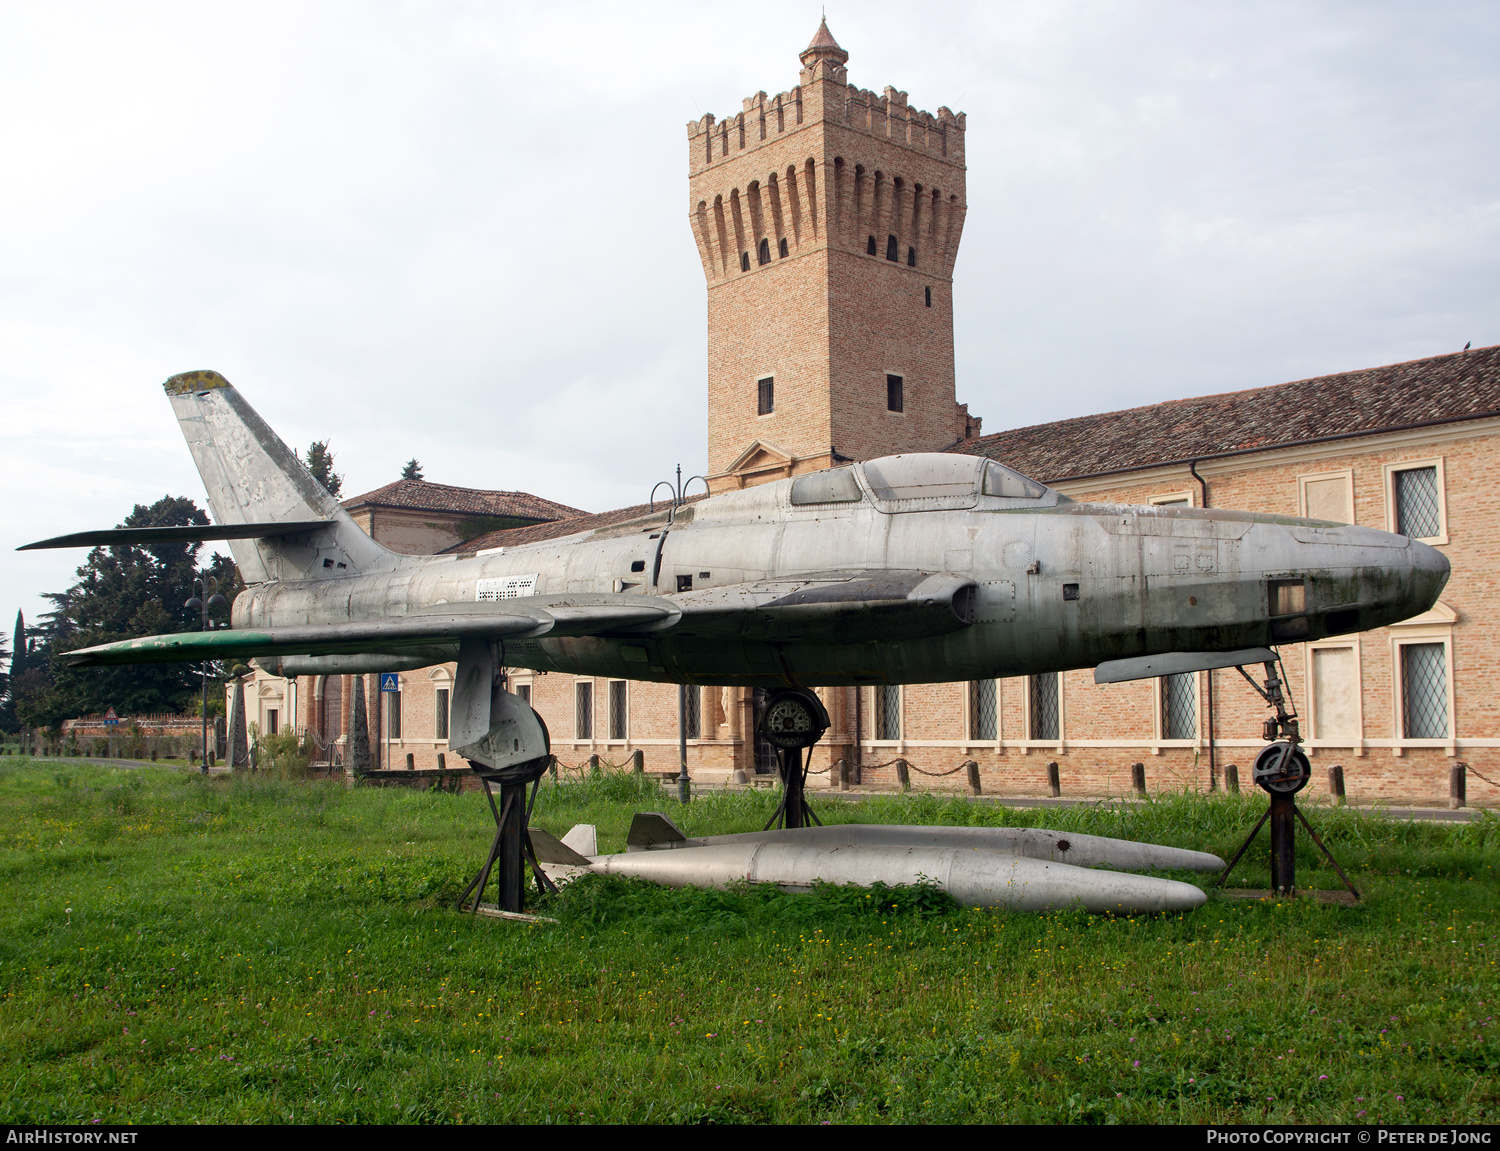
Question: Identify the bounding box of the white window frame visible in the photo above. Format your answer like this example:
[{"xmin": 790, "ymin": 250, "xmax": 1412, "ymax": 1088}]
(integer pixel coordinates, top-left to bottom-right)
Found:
[
  {"xmin": 607, "ymin": 679, "xmax": 629, "ymax": 743},
  {"xmin": 575, "ymin": 678, "xmax": 596, "ymax": 743},
  {"xmin": 1023, "ymin": 672, "xmax": 1065, "ymax": 750},
  {"xmin": 1298, "ymin": 468, "xmax": 1356, "ymax": 524},
  {"xmin": 965, "ymin": 678, "xmax": 1000, "ymax": 745},
  {"xmin": 868, "ymin": 684, "xmax": 904, "ymax": 746},
  {"xmin": 1148, "ymin": 491, "xmax": 1195, "ymax": 508},
  {"xmin": 1303, "ymin": 639, "xmax": 1365, "ymax": 754},
  {"xmin": 1386, "ymin": 602, "xmax": 1457, "ymax": 756},
  {"xmin": 1383, "ymin": 457, "xmax": 1448, "ymax": 545},
  {"xmin": 428, "ymin": 666, "xmax": 454, "ymax": 745},
  {"xmin": 1151, "ymin": 672, "xmax": 1200, "ymax": 753}
]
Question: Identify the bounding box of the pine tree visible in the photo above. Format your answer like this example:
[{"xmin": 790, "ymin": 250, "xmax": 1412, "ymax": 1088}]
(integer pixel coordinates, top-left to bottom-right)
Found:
[
  {"xmin": 306, "ymin": 441, "xmax": 343, "ymax": 498},
  {"xmin": 401, "ymin": 459, "xmax": 424, "ymax": 481}
]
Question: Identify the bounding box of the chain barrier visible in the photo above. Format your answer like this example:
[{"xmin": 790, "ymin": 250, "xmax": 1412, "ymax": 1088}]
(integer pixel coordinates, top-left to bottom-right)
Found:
[
  {"xmin": 1459, "ymin": 761, "xmax": 1500, "ymax": 790},
  {"xmin": 552, "ymin": 754, "xmax": 642, "ymax": 774},
  {"xmin": 853, "ymin": 756, "xmax": 972, "ymax": 777}
]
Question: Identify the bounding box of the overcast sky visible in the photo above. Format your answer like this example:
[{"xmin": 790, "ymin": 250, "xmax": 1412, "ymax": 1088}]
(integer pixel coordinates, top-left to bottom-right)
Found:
[{"xmin": 3, "ymin": 1, "xmax": 1497, "ymax": 634}]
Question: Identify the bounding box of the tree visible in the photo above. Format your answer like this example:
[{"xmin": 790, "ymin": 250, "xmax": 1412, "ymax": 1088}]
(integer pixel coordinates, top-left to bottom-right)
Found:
[
  {"xmin": 0, "ymin": 625, "xmax": 10, "ymax": 734},
  {"xmin": 401, "ymin": 458, "xmax": 424, "ymax": 481},
  {"xmin": 19, "ymin": 497, "xmax": 243, "ymax": 728},
  {"xmin": 306, "ymin": 441, "xmax": 343, "ymax": 498}
]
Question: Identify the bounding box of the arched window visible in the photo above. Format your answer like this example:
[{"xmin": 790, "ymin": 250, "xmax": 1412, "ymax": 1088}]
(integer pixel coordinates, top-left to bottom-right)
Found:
[
  {"xmin": 778, "ymin": 237, "xmax": 788, "ymax": 258},
  {"xmin": 866, "ymin": 235, "xmax": 877, "ymax": 255},
  {"xmin": 740, "ymin": 252, "xmax": 750, "ymax": 272},
  {"xmin": 885, "ymin": 235, "xmax": 898, "ymax": 261},
  {"xmin": 757, "ymin": 238, "xmax": 771, "ymax": 266},
  {"xmin": 925, "ymin": 286, "xmax": 932, "ymax": 307},
  {"xmin": 907, "ymin": 246, "xmax": 916, "ymax": 267}
]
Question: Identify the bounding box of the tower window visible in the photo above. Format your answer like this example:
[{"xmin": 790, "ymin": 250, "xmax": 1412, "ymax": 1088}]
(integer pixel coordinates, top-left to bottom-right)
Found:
[
  {"xmin": 866, "ymin": 235, "xmax": 877, "ymax": 255},
  {"xmin": 925, "ymin": 287, "xmax": 932, "ymax": 307},
  {"xmin": 757, "ymin": 238, "xmax": 771, "ymax": 266},
  {"xmin": 740, "ymin": 252, "xmax": 750, "ymax": 272},
  {"xmin": 885, "ymin": 234, "xmax": 898, "ymax": 261},
  {"xmin": 886, "ymin": 374, "xmax": 904, "ymax": 413},
  {"xmin": 758, "ymin": 376, "xmax": 774, "ymax": 415},
  {"xmin": 778, "ymin": 237, "xmax": 788, "ymax": 258},
  {"xmin": 907, "ymin": 246, "xmax": 916, "ymax": 267}
]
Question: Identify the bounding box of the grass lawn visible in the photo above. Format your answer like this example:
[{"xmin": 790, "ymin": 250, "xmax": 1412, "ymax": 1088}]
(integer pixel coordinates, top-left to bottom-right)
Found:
[{"xmin": 0, "ymin": 759, "xmax": 1495, "ymax": 1124}]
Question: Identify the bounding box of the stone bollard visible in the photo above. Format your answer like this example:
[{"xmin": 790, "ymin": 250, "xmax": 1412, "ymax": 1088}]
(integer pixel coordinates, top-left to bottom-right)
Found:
[
  {"xmin": 1046, "ymin": 761, "xmax": 1061, "ymax": 798},
  {"xmin": 1450, "ymin": 762, "xmax": 1467, "ymax": 810},
  {"xmin": 548, "ymin": 757, "xmax": 558, "ymax": 780},
  {"xmin": 838, "ymin": 758, "xmax": 850, "ymax": 791},
  {"xmin": 895, "ymin": 758, "xmax": 911, "ymax": 792},
  {"xmin": 1328, "ymin": 764, "xmax": 1346, "ymax": 805},
  {"xmin": 405, "ymin": 752, "xmax": 415, "ymax": 771},
  {"xmin": 631, "ymin": 749, "xmax": 645, "ymax": 774},
  {"xmin": 588, "ymin": 754, "xmax": 601, "ymax": 776},
  {"xmin": 189, "ymin": 749, "xmax": 197, "ymax": 765},
  {"xmin": 1131, "ymin": 763, "xmax": 1147, "ymax": 796},
  {"xmin": 151, "ymin": 749, "xmax": 158, "ymax": 762},
  {"xmin": 965, "ymin": 760, "xmax": 981, "ymax": 796},
  {"xmin": 1224, "ymin": 763, "xmax": 1239, "ymax": 794},
  {"xmin": 437, "ymin": 753, "xmax": 446, "ymax": 771}
]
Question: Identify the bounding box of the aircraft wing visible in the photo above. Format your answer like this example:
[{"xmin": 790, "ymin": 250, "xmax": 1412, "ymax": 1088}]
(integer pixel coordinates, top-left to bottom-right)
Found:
[
  {"xmin": 671, "ymin": 569, "xmax": 976, "ymax": 643},
  {"xmin": 61, "ymin": 600, "xmax": 680, "ymax": 667}
]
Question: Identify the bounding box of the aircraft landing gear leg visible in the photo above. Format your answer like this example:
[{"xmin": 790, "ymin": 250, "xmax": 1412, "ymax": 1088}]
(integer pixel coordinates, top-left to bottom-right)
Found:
[
  {"xmin": 1217, "ymin": 658, "xmax": 1360, "ymax": 901},
  {"xmin": 758, "ymin": 689, "xmax": 831, "ymax": 832},
  {"xmin": 449, "ymin": 637, "xmax": 557, "ymax": 914}
]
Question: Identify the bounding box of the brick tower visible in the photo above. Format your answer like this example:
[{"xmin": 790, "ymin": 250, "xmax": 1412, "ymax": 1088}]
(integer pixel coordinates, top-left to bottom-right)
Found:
[{"xmin": 689, "ymin": 20, "xmax": 980, "ymax": 490}]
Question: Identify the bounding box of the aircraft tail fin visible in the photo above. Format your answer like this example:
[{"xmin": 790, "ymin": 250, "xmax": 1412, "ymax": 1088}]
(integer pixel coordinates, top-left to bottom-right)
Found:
[{"xmin": 164, "ymin": 370, "xmax": 397, "ymax": 584}]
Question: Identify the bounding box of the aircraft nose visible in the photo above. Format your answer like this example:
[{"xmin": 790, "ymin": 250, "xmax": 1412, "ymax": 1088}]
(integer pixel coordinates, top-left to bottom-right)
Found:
[{"xmin": 1406, "ymin": 538, "xmax": 1451, "ymax": 610}]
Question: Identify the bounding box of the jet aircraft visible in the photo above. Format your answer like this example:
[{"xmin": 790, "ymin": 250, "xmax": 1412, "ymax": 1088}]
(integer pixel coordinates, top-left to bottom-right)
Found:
[{"xmin": 27, "ymin": 369, "xmax": 1450, "ymax": 909}]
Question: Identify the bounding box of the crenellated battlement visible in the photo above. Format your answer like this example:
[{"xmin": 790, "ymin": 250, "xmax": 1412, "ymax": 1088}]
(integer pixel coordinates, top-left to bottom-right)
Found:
[{"xmin": 686, "ymin": 25, "xmax": 965, "ymax": 177}]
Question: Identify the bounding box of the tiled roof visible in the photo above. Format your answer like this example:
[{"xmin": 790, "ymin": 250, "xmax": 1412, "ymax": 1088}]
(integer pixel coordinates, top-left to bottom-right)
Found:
[
  {"xmin": 342, "ymin": 479, "xmax": 586, "ymax": 523},
  {"xmin": 447, "ymin": 495, "xmax": 708, "ymax": 555},
  {"xmin": 948, "ymin": 344, "xmax": 1500, "ymax": 484}
]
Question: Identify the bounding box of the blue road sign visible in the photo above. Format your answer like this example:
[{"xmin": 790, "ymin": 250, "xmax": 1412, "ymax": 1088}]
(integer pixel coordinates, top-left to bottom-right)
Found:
[{"xmin": 380, "ymin": 673, "xmax": 400, "ymax": 693}]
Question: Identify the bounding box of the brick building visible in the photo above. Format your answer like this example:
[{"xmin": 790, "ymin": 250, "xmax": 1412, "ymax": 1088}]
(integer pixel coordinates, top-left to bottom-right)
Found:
[{"xmin": 269, "ymin": 22, "xmax": 1494, "ymax": 806}]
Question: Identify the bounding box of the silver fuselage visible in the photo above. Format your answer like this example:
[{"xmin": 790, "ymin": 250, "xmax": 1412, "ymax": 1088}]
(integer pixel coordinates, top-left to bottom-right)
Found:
[{"xmin": 234, "ymin": 467, "xmax": 1449, "ymax": 688}]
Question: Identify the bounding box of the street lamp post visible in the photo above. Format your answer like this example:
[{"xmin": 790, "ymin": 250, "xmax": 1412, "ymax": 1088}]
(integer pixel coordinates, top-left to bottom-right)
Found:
[
  {"xmin": 651, "ymin": 464, "xmax": 708, "ymax": 806},
  {"xmin": 184, "ymin": 577, "xmax": 228, "ymax": 774}
]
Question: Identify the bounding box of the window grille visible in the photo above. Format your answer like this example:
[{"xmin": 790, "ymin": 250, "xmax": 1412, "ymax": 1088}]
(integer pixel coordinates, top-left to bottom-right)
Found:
[
  {"xmin": 886, "ymin": 374, "xmax": 904, "ymax": 413},
  {"xmin": 516, "ymin": 684, "xmax": 530, "ymax": 707},
  {"xmin": 684, "ymin": 685, "xmax": 701, "ymax": 739},
  {"xmin": 875, "ymin": 685, "xmax": 901, "ymax": 740},
  {"xmin": 1401, "ymin": 643, "xmax": 1447, "ymax": 738},
  {"xmin": 1395, "ymin": 467, "xmax": 1440, "ymax": 538},
  {"xmin": 575, "ymin": 681, "xmax": 593, "ymax": 739},
  {"xmin": 386, "ymin": 692, "xmax": 401, "ymax": 740},
  {"xmin": 1162, "ymin": 673, "xmax": 1196, "ymax": 740},
  {"xmin": 758, "ymin": 376, "xmax": 774, "ymax": 415},
  {"xmin": 969, "ymin": 680, "xmax": 997, "ymax": 740},
  {"xmin": 1030, "ymin": 674, "xmax": 1059, "ymax": 741},
  {"xmin": 435, "ymin": 688, "xmax": 449, "ymax": 740},
  {"xmin": 609, "ymin": 680, "xmax": 627, "ymax": 740}
]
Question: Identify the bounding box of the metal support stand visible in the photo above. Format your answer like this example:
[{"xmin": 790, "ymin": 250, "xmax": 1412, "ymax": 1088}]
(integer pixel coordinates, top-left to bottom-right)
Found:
[
  {"xmin": 763, "ymin": 746, "xmax": 824, "ymax": 831},
  {"xmin": 457, "ymin": 766, "xmax": 558, "ymax": 915},
  {"xmin": 1217, "ymin": 657, "xmax": 1360, "ymax": 901}
]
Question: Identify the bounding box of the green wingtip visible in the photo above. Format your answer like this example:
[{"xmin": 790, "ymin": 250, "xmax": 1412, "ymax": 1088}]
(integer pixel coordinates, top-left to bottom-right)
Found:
[{"xmin": 164, "ymin": 370, "xmax": 232, "ymax": 396}]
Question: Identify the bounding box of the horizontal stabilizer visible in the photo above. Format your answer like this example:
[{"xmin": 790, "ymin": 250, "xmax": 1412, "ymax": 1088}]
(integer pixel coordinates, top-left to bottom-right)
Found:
[
  {"xmin": 626, "ymin": 812, "xmax": 687, "ymax": 850},
  {"xmin": 1094, "ymin": 646, "xmax": 1278, "ymax": 685},
  {"xmin": 528, "ymin": 828, "xmax": 595, "ymax": 867},
  {"xmin": 18, "ymin": 521, "xmax": 330, "ymax": 551}
]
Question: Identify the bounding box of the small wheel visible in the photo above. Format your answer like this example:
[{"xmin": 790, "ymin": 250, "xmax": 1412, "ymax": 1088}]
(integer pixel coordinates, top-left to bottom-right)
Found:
[
  {"xmin": 1253, "ymin": 742, "xmax": 1311, "ymax": 795},
  {"xmin": 759, "ymin": 689, "xmax": 830, "ymax": 751}
]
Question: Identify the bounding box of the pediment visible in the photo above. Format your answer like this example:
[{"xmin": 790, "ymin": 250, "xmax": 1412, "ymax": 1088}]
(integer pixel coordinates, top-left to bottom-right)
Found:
[
  {"xmin": 1388, "ymin": 600, "xmax": 1458, "ymax": 627},
  {"xmin": 726, "ymin": 439, "xmax": 795, "ymax": 475}
]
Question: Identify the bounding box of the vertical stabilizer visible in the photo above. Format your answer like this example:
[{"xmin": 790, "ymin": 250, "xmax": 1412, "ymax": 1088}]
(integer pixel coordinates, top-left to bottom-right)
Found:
[{"xmin": 164, "ymin": 370, "xmax": 396, "ymax": 584}]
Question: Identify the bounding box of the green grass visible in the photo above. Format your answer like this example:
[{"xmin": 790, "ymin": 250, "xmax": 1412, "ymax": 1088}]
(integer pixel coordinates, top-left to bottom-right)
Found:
[{"xmin": 0, "ymin": 760, "xmax": 1495, "ymax": 1124}]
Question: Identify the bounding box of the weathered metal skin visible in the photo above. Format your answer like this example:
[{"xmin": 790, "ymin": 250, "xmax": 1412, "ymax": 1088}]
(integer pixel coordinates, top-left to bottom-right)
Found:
[{"xmin": 69, "ymin": 375, "xmax": 1451, "ymax": 689}]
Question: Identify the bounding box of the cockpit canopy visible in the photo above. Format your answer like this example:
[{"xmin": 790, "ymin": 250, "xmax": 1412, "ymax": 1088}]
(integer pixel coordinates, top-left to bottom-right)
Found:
[{"xmin": 789, "ymin": 454, "xmax": 1055, "ymax": 511}]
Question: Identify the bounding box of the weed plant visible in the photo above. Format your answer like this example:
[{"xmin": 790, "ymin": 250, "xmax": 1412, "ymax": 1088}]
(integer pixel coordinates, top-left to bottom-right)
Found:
[{"xmin": 0, "ymin": 760, "xmax": 1494, "ymax": 1124}]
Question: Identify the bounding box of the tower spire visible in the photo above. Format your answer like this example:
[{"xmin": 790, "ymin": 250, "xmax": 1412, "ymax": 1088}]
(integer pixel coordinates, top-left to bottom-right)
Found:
[{"xmin": 801, "ymin": 18, "xmax": 848, "ymax": 67}]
